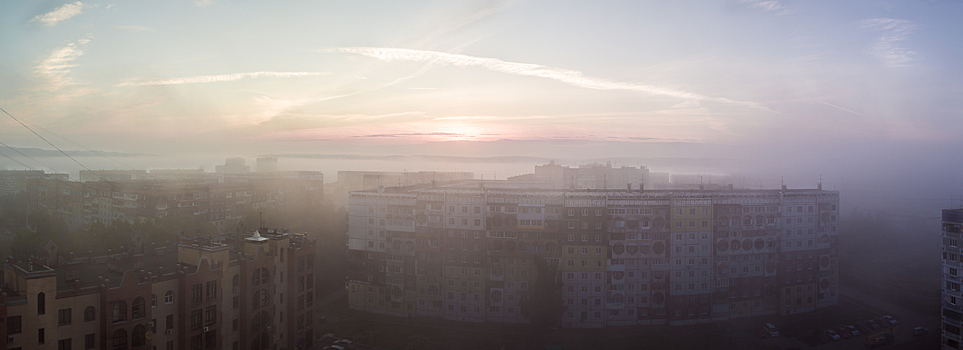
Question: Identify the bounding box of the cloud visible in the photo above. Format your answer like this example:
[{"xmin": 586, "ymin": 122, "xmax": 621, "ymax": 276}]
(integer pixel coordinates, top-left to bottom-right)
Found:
[
  {"xmin": 860, "ymin": 18, "xmax": 917, "ymax": 67},
  {"xmin": 356, "ymin": 132, "xmax": 472, "ymax": 138},
  {"xmin": 740, "ymin": 0, "xmax": 790, "ymax": 14},
  {"xmin": 115, "ymin": 25, "xmax": 155, "ymax": 32},
  {"xmin": 31, "ymin": 2, "xmax": 86, "ymax": 27},
  {"xmin": 332, "ymin": 47, "xmax": 768, "ymax": 110},
  {"xmin": 117, "ymin": 71, "xmax": 327, "ymax": 86},
  {"xmin": 194, "ymin": 0, "xmax": 213, "ymax": 8},
  {"xmin": 35, "ymin": 36, "xmax": 91, "ymax": 91}
]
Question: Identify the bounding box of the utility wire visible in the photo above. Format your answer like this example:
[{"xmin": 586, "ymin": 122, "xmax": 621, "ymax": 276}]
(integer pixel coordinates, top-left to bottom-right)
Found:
[
  {"xmin": 0, "ymin": 139, "xmax": 61, "ymax": 173},
  {"xmin": 26, "ymin": 121, "xmax": 138, "ymax": 171},
  {"xmin": 0, "ymin": 149, "xmax": 36, "ymax": 170},
  {"xmin": 1, "ymin": 107, "xmax": 105, "ymax": 179}
]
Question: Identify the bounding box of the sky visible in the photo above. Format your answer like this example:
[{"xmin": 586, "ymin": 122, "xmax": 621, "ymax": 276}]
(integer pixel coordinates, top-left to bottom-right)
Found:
[{"xmin": 2, "ymin": 0, "xmax": 963, "ymax": 197}]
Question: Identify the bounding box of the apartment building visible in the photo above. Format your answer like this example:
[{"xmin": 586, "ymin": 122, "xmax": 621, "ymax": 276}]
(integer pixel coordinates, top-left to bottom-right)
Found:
[
  {"xmin": 0, "ymin": 228, "xmax": 317, "ymax": 350},
  {"xmin": 346, "ymin": 181, "xmax": 839, "ymax": 327},
  {"xmin": 26, "ymin": 173, "xmax": 323, "ymax": 232},
  {"xmin": 943, "ymin": 209, "xmax": 963, "ymax": 349},
  {"xmin": 0, "ymin": 170, "xmax": 67, "ymax": 196}
]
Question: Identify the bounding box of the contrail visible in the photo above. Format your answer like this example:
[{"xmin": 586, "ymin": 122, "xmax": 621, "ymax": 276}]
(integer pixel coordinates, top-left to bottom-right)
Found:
[
  {"xmin": 330, "ymin": 47, "xmax": 771, "ymax": 111},
  {"xmin": 117, "ymin": 71, "xmax": 327, "ymax": 86},
  {"xmin": 819, "ymin": 101, "xmax": 866, "ymax": 117}
]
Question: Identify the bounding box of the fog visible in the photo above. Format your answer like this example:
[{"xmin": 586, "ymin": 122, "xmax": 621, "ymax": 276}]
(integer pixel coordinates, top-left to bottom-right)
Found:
[{"xmin": 2, "ymin": 0, "xmax": 962, "ymax": 348}]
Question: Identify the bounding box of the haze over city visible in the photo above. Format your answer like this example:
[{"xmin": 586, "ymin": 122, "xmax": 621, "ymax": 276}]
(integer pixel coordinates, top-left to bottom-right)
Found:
[{"xmin": 1, "ymin": 1, "xmax": 962, "ymax": 348}]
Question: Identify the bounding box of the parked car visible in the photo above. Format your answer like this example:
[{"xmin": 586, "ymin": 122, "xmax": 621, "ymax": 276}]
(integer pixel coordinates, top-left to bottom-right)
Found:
[
  {"xmin": 763, "ymin": 323, "xmax": 779, "ymax": 337},
  {"xmin": 845, "ymin": 325, "xmax": 860, "ymax": 336},
  {"xmin": 323, "ymin": 346, "xmax": 345, "ymax": 350},
  {"xmin": 882, "ymin": 315, "xmax": 897, "ymax": 326},
  {"xmin": 824, "ymin": 329, "xmax": 841, "ymax": 341},
  {"xmin": 333, "ymin": 339, "xmax": 355, "ymax": 350},
  {"xmin": 754, "ymin": 328, "xmax": 770, "ymax": 339},
  {"xmin": 853, "ymin": 323, "xmax": 868, "ymax": 334},
  {"xmin": 876, "ymin": 318, "xmax": 892, "ymax": 329},
  {"xmin": 912, "ymin": 327, "xmax": 928, "ymax": 336},
  {"xmin": 834, "ymin": 327, "xmax": 852, "ymax": 339},
  {"xmin": 866, "ymin": 320, "xmax": 881, "ymax": 330}
]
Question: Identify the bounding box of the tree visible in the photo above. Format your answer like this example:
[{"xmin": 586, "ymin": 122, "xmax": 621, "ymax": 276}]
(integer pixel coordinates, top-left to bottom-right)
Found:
[{"xmin": 520, "ymin": 255, "xmax": 566, "ymax": 331}]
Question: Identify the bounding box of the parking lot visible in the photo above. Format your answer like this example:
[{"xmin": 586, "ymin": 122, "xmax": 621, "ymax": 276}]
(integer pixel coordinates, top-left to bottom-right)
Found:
[{"xmin": 747, "ymin": 286, "xmax": 940, "ymax": 349}]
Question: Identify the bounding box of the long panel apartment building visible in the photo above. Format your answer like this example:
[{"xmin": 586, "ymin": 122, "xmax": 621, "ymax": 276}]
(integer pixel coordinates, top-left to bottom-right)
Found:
[
  {"xmin": 346, "ymin": 181, "xmax": 840, "ymax": 327},
  {"xmin": 27, "ymin": 173, "xmax": 323, "ymax": 232},
  {"xmin": 0, "ymin": 229, "xmax": 318, "ymax": 350}
]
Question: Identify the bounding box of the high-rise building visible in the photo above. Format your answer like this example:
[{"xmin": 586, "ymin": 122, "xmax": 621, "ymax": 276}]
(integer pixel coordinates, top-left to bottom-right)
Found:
[
  {"xmin": 345, "ymin": 180, "xmax": 839, "ymax": 327},
  {"xmin": 0, "ymin": 228, "xmax": 318, "ymax": 350},
  {"xmin": 943, "ymin": 209, "xmax": 963, "ymax": 349}
]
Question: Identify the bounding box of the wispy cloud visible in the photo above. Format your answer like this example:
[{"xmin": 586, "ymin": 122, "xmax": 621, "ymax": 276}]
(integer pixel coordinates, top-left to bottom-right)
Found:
[
  {"xmin": 356, "ymin": 132, "xmax": 473, "ymax": 138},
  {"xmin": 35, "ymin": 36, "xmax": 91, "ymax": 91},
  {"xmin": 740, "ymin": 0, "xmax": 790, "ymax": 15},
  {"xmin": 331, "ymin": 47, "xmax": 768, "ymax": 110},
  {"xmin": 115, "ymin": 25, "xmax": 155, "ymax": 32},
  {"xmin": 31, "ymin": 2, "xmax": 86, "ymax": 27},
  {"xmin": 194, "ymin": 0, "xmax": 213, "ymax": 8},
  {"xmin": 117, "ymin": 71, "xmax": 327, "ymax": 86},
  {"xmin": 860, "ymin": 18, "xmax": 917, "ymax": 68}
]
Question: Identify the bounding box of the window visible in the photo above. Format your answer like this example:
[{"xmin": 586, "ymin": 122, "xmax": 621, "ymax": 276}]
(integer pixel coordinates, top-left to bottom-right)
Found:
[
  {"xmin": 192, "ymin": 284, "xmax": 203, "ymax": 303},
  {"xmin": 113, "ymin": 301, "xmax": 127, "ymax": 323},
  {"xmin": 38, "ymin": 292, "xmax": 46, "ymax": 315},
  {"xmin": 85, "ymin": 333, "xmax": 96, "ymax": 349},
  {"xmin": 7, "ymin": 315, "xmax": 22, "ymax": 334},
  {"xmin": 78, "ymin": 306, "xmax": 94, "ymax": 323},
  {"xmin": 205, "ymin": 305, "xmax": 217, "ymax": 326},
  {"xmin": 151, "ymin": 294, "xmax": 157, "ymax": 308},
  {"xmin": 59, "ymin": 308, "xmax": 72, "ymax": 325},
  {"xmin": 166, "ymin": 314, "xmax": 174, "ymax": 330},
  {"xmin": 59, "ymin": 338, "xmax": 73, "ymax": 350},
  {"xmin": 191, "ymin": 309, "xmax": 203, "ymax": 330},
  {"xmin": 132, "ymin": 325, "xmax": 146, "ymax": 348},
  {"xmin": 132, "ymin": 297, "xmax": 146, "ymax": 319},
  {"xmin": 165, "ymin": 291, "xmax": 174, "ymax": 304},
  {"xmin": 206, "ymin": 280, "xmax": 217, "ymax": 300},
  {"xmin": 39, "ymin": 328, "xmax": 45, "ymax": 344}
]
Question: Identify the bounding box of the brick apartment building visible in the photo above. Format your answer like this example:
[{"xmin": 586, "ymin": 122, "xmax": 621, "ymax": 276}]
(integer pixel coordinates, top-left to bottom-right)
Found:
[{"xmin": 0, "ymin": 228, "xmax": 318, "ymax": 350}]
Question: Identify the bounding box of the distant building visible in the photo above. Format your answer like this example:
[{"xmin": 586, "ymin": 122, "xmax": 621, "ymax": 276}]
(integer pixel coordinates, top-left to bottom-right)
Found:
[
  {"xmin": 345, "ymin": 180, "xmax": 840, "ymax": 327},
  {"xmin": 215, "ymin": 158, "xmax": 250, "ymax": 174},
  {"xmin": 532, "ymin": 161, "xmax": 649, "ymax": 190},
  {"xmin": 256, "ymin": 157, "xmax": 278, "ymax": 173},
  {"xmin": 943, "ymin": 209, "xmax": 963, "ymax": 349},
  {"xmin": 336, "ymin": 171, "xmax": 474, "ymax": 191},
  {"xmin": 27, "ymin": 171, "xmax": 323, "ymax": 231},
  {"xmin": 79, "ymin": 170, "xmax": 149, "ymax": 182},
  {"xmin": 0, "ymin": 170, "xmax": 68, "ymax": 196},
  {"xmin": 0, "ymin": 228, "xmax": 318, "ymax": 350}
]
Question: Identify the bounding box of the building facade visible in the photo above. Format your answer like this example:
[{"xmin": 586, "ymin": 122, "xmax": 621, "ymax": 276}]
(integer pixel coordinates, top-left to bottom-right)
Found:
[
  {"xmin": 1, "ymin": 228, "xmax": 318, "ymax": 350},
  {"xmin": 345, "ymin": 181, "xmax": 840, "ymax": 327},
  {"xmin": 27, "ymin": 173, "xmax": 323, "ymax": 232},
  {"xmin": 533, "ymin": 161, "xmax": 649, "ymax": 190},
  {"xmin": 0, "ymin": 170, "xmax": 68, "ymax": 196},
  {"xmin": 943, "ymin": 209, "xmax": 963, "ymax": 349}
]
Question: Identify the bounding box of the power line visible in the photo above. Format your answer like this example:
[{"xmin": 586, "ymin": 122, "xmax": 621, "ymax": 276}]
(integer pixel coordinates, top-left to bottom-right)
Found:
[
  {"xmin": 0, "ymin": 149, "xmax": 36, "ymax": 170},
  {"xmin": 1, "ymin": 107, "xmax": 104, "ymax": 178},
  {"xmin": 26, "ymin": 121, "xmax": 137, "ymax": 171},
  {"xmin": 0, "ymin": 140, "xmax": 61, "ymax": 173}
]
